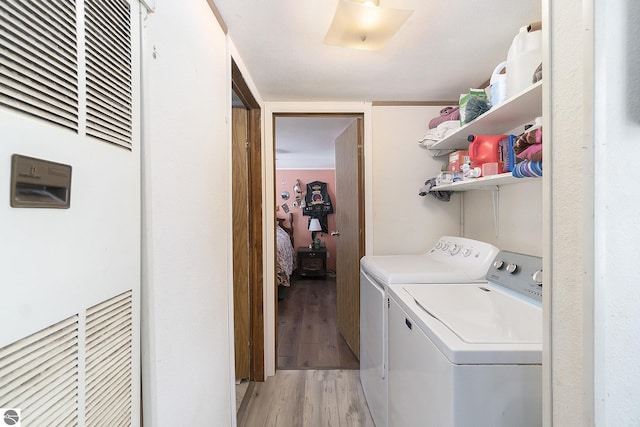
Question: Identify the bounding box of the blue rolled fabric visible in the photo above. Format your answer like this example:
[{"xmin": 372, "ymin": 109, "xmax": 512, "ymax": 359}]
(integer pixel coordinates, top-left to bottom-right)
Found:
[{"xmin": 512, "ymin": 160, "xmax": 542, "ymax": 178}]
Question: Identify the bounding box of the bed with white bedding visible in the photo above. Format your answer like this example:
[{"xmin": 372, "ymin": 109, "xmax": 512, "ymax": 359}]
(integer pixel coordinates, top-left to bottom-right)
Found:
[{"xmin": 276, "ymin": 214, "xmax": 295, "ymax": 286}]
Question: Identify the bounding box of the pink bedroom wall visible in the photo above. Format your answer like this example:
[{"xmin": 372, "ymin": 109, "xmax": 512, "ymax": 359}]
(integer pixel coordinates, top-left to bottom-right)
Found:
[{"xmin": 276, "ymin": 169, "xmax": 337, "ymax": 272}]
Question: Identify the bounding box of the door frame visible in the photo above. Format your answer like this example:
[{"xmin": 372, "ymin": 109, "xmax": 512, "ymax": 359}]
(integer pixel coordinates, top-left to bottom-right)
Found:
[
  {"xmin": 232, "ymin": 59, "xmax": 264, "ymax": 381},
  {"xmin": 271, "ymin": 111, "xmax": 366, "ymax": 369}
]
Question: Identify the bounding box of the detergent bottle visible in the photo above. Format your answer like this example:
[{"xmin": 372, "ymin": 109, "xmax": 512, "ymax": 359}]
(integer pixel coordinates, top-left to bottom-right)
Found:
[
  {"xmin": 467, "ymin": 134, "xmax": 507, "ymax": 174},
  {"xmin": 489, "ymin": 61, "xmax": 507, "ymax": 107},
  {"xmin": 505, "ymin": 24, "xmax": 542, "ymax": 98}
]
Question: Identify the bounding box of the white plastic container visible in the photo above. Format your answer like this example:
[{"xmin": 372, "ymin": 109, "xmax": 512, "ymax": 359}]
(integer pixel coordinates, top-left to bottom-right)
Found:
[
  {"xmin": 490, "ymin": 61, "xmax": 507, "ymax": 107},
  {"xmin": 506, "ymin": 26, "xmax": 542, "ymax": 98}
]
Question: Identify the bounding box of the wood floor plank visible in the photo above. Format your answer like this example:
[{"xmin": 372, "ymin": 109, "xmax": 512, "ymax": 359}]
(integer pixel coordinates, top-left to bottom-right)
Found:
[
  {"xmin": 336, "ymin": 370, "xmax": 377, "ymax": 427},
  {"xmin": 278, "ymin": 314, "xmax": 302, "ymax": 357},
  {"xmin": 240, "ymin": 370, "xmax": 374, "ymax": 427},
  {"xmin": 337, "ymin": 334, "xmax": 360, "ymax": 369},
  {"xmin": 271, "ymin": 370, "xmax": 306, "ymax": 427},
  {"xmin": 296, "ymin": 341, "xmax": 339, "ymax": 369},
  {"xmin": 278, "ymin": 277, "xmax": 359, "ymax": 370},
  {"xmin": 241, "ymin": 370, "xmax": 306, "ymax": 427},
  {"xmin": 277, "ymin": 284, "xmax": 305, "ymax": 358},
  {"xmin": 309, "ymin": 370, "xmax": 342, "ymax": 426}
]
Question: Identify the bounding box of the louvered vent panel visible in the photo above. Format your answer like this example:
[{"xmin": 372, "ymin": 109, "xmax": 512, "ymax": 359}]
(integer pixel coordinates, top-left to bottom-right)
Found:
[
  {"xmin": 0, "ymin": 316, "xmax": 79, "ymax": 426},
  {"xmin": 0, "ymin": 0, "xmax": 78, "ymax": 130},
  {"xmin": 85, "ymin": 0, "xmax": 133, "ymax": 149},
  {"xmin": 85, "ymin": 290, "xmax": 133, "ymax": 426}
]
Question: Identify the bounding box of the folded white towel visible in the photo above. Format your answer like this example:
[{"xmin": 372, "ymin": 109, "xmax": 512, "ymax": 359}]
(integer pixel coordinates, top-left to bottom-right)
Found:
[
  {"xmin": 418, "ymin": 121, "xmax": 460, "ymax": 145},
  {"xmin": 417, "ymin": 129, "xmax": 439, "ymax": 147},
  {"xmin": 436, "ymin": 120, "xmax": 460, "ymax": 138},
  {"xmin": 418, "ymin": 128, "xmax": 438, "ymax": 140},
  {"xmin": 417, "ymin": 120, "xmax": 459, "ymax": 157},
  {"xmin": 418, "ymin": 138, "xmax": 454, "ymax": 157},
  {"xmin": 429, "ymin": 148, "xmax": 455, "ymax": 157}
]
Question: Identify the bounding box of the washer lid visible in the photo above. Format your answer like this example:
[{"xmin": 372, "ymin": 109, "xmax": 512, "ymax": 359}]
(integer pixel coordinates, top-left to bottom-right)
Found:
[
  {"xmin": 361, "ymin": 255, "xmax": 476, "ymax": 284},
  {"xmin": 404, "ymin": 284, "xmax": 542, "ymax": 344},
  {"xmin": 360, "ymin": 236, "xmax": 499, "ymax": 284}
]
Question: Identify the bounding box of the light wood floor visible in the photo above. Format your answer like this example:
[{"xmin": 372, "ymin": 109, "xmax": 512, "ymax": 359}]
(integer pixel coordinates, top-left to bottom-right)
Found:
[
  {"xmin": 238, "ymin": 369, "xmax": 375, "ymax": 427},
  {"xmin": 277, "ymin": 277, "xmax": 359, "ymax": 369},
  {"xmin": 236, "ymin": 380, "xmax": 249, "ymax": 412}
]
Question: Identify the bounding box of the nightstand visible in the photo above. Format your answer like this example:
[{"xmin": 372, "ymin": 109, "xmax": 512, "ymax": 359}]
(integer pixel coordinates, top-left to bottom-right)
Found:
[{"xmin": 297, "ymin": 247, "xmax": 327, "ymax": 278}]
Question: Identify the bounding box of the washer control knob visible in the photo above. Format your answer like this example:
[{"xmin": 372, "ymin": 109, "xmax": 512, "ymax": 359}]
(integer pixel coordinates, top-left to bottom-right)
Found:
[
  {"xmin": 493, "ymin": 259, "xmax": 504, "ymax": 269},
  {"xmin": 440, "ymin": 243, "xmax": 449, "ymax": 251},
  {"xmin": 506, "ymin": 263, "xmax": 518, "ymax": 274},
  {"xmin": 462, "ymin": 248, "xmax": 472, "ymax": 257},
  {"xmin": 435, "ymin": 242, "xmax": 442, "ymax": 249},
  {"xmin": 532, "ymin": 270, "xmax": 543, "ymax": 284},
  {"xmin": 449, "ymin": 244, "xmax": 461, "ymax": 255}
]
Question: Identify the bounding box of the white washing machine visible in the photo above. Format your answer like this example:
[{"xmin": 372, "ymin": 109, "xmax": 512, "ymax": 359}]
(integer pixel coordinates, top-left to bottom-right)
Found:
[
  {"xmin": 387, "ymin": 251, "xmax": 543, "ymax": 427},
  {"xmin": 359, "ymin": 236, "xmax": 499, "ymax": 427}
]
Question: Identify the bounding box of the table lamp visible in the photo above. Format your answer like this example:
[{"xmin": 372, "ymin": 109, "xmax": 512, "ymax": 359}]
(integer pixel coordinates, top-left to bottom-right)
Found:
[{"xmin": 308, "ymin": 218, "xmax": 322, "ymax": 245}]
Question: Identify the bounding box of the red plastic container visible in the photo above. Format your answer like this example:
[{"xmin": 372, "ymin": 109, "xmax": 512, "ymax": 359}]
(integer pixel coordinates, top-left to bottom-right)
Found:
[{"xmin": 467, "ymin": 134, "xmax": 507, "ymax": 172}]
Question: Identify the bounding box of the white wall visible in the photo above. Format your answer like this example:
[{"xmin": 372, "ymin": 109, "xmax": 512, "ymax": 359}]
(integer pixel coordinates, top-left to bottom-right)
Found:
[
  {"xmin": 141, "ymin": 1, "xmax": 233, "ymax": 425},
  {"xmin": 593, "ymin": 0, "xmax": 640, "ymax": 424},
  {"xmin": 371, "ymin": 106, "xmax": 542, "ymax": 256},
  {"xmin": 547, "ymin": 0, "xmax": 591, "ymax": 424},
  {"xmin": 370, "ymin": 106, "xmax": 461, "ymax": 254},
  {"xmin": 463, "ymin": 181, "xmax": 543, "ymax": 256},
  {"xmin": 369, "ymin": 105, "xmax": 543, "ymax": 257}
]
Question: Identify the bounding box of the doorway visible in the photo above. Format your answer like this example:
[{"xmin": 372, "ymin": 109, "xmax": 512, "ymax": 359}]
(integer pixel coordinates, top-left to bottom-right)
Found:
[
  {"xmin": 231, "ymin": 60, "xmax": 264, "ymax": 384},
  {"xmin": 273, "ymin": 113, "xmax": 365, "ymax": 370}
]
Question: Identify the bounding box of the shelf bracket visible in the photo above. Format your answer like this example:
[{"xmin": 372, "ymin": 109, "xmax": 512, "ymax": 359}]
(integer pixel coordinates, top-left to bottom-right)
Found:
[
  {"xmin": 492, "ymin": 188, "xmax": 499, "ymax": 238},
  {"xmin": 470, "ymin": 186, "xmax": 500, "ymax": 236},
  {"xmin": 466, "ymin": 186, "xmax": 499, "ymax": 236}
]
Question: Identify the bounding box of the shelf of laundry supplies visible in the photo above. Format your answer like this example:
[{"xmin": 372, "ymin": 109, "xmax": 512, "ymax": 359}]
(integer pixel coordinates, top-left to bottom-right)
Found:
[
  {"xmin": 432, "ymin": 173, "xmax": 540, "ymax": 191},
  {"xmin": 428, "ymin": 81, "xmax": 543, "ymax": 152}
]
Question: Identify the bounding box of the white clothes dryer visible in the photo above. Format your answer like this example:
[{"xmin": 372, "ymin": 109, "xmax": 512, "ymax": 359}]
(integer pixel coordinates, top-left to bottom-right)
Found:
[
  {"xmin": 387, "ymin": 251, "xmax": 543, "ymax": 427},
  {"xmin": 359, "ymin": 236, "xmax": 499, "ymax": 427}
]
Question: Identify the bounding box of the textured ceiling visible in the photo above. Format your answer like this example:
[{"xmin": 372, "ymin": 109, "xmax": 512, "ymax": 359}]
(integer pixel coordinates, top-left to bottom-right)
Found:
[
  {"xmin": 218, "ymin": 0, "xmax": 541, "ymax": 166},
  {"xmin": 274, "ymin": 116, "xmax": 357, "ymax": 169}
]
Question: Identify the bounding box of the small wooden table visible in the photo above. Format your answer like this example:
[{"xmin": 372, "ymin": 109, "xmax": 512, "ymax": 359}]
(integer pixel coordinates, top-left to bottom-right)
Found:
[{"xmin": 297, "ymin": 247, "xmax": 327, "ymax": 278}]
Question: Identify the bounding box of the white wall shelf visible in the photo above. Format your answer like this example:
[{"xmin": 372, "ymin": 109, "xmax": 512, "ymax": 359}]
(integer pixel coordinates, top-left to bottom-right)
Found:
[
  {"xmin": 434, "ymin": 173, "xmax": 540, "ymax": 191},
  {"xmin": 429, "ymin": 81, "xmax": 543, "ymax": 152},
  {"xmin": 426, "ymin": 81, "xmax": 543, "ymax": 237},
  {"xmin": 433, "ymin": 173, "xmax": 541, "ymax": 237}
]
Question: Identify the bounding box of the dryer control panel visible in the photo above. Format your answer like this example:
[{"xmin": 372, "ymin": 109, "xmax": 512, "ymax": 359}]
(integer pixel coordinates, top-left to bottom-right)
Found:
[{"xmin": 486, "ymin": 251, "xmax": 543, "ymax": 302}]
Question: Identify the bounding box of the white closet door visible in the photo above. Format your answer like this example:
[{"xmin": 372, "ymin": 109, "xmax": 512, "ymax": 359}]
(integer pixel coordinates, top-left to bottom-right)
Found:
[{"xmin": 0, "ymin": 0, "xmax": 141, "ymax": 425}]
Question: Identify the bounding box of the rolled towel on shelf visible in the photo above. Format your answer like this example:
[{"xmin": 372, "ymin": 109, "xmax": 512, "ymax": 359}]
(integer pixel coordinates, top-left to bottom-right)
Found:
[
  {"xmin": 417, "ymin": 128, "xmax": 440, "ymax": 147},
  {"xmin": 512, "ymin": 160, "xmax": 543, "ymax": 178},
  {"xmin": 436, "ymin": 120, "xmax": 461, "ymax": 138},
  {"xmin": 428, "ymin": 107, "xmax": 460, "ymax": 129},
  {"xmin": 418, "ymin": 120, "xmax": 460, "ymax": 157},
  {"xmin": 427, "ymin": 148, "xmax": 455, "ymax": 158},
  {"xmin": 418, "ymin": 137, "xmax": 453, "ymax": 158},
  {"xmin": 517, "ymin": 144, "xmax": 542, "ymax": 161},
  {"xmin": 514, "ymin": 117, "xmax": 543, "ymax": 161}
]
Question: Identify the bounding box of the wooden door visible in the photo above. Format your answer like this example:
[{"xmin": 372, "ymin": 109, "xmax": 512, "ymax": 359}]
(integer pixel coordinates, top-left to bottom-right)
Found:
[
  {"xmin": 335, "ymin": 118, "xmax": 364, "ymax": 359},
  {"xmin": 232, "ymin": 107, "xmax": 251, "ymax": 380}
]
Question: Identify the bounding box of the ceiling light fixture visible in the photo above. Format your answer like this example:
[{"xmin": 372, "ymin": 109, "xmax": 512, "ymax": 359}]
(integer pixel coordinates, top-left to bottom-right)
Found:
[{"xmin": 324, "ymin": 0, "xmax": 413, "ymax": 51}]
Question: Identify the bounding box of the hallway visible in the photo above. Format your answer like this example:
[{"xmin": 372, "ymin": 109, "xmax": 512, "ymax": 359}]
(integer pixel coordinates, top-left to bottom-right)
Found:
[
  {"xmin": 238, "ymin": 369, "xmax": 374, "ymax": 427},
  {"xmin": 277, "ymin": 277, "xmax": 359, "ymax": 370}
]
